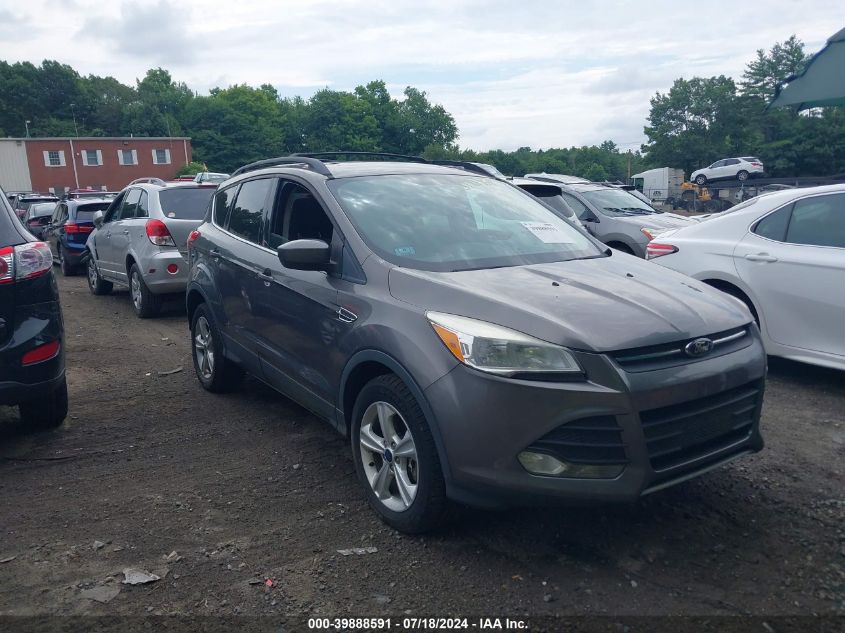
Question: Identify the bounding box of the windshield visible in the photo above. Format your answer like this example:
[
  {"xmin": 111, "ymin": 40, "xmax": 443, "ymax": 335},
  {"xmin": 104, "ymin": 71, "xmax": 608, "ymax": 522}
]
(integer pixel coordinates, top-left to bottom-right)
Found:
[
  {"xmin": 75, "ymin": 202, "xmax": 111, "ymax": 222},
  {"xmin": 28, "ymin": 202, "xmax": 57, "ymax": 217},
  {"xmin": 17, "ymin": 198, "xmax": 56, "ymax": 211},
  {"xmin": 577, "ymin": 188, "xmax": 659, "ymax": 217},
  {"xmin": 329, "ymin": 174, "xmax": 603, "ymax": 272},
  {"xmin": 159, "ymin": 188, "xmax": 215, "ymax": 220}
]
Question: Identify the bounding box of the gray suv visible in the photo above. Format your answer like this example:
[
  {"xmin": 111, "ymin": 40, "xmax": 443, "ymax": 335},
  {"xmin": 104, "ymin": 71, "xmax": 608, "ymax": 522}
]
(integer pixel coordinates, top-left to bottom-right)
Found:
[
  {"xmin": 529, "ymin": 179, "xmax": 696, "ymax": 257},
  {"xmin": 86, "ymin": 182, "xmax": 216, "ymax": 317},
  {"xmin": 186, "ymin": 154, "xmax": 765, "ymax": 533}
]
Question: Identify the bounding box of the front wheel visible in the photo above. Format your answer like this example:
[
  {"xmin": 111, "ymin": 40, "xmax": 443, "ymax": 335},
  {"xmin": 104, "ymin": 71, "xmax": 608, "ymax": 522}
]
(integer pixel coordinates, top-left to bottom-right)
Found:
[
  {"xmin": 129, "ymin": 264, "xmax": 162, "ymax": 318},
  {"xmin": 19, "ymin": 378, "xmax": 68, "ymax": 429},
  {"xmin": 695, "ymin": 174, "xmax": 707, "ymax": 185},
  {"xmin": 737, "ymin": 170, "xmax": 749, "ymax": 181},
  {"xmin": 59, "ymin": 246, "xmax": 75, "ymax": 276},
  {"xmin": 351, "ymin": 375, "xmax": 447, "ymax": 533},
  {"xmin": 87, "ymin": 255, "xmax": 113, "ymax": 295}
]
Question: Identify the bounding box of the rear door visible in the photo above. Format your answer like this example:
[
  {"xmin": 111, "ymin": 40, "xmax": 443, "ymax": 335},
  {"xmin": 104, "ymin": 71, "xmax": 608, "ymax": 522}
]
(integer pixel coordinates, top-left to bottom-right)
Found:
[{"xmin": 735, "ymin": 192, "xmax": 845, "ymax": 357}]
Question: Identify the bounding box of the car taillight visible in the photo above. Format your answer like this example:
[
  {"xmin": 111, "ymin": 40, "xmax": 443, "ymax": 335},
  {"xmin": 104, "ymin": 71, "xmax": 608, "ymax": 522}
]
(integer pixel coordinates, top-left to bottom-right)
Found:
[
  {"xmin": 65, "ymin": 223, "xmax": 93, "ymax": 234},
  {"xmin": 21, "ymin": 339, "xmax": 61, "ymax": 366},
  {"xmin": 14, "ymin": 242, "xmax": 53, "ymax": 280},
  {"xmin": 187, "ymin": 229, "xmax": 200, "ymax": 254},
  {"xmin": 0, "ymin": 246, "xmax": 12, "ymax": 284},
  {"xmin": 146, "ymin": 219, "xmax": 176, "ymax": 247},
  {"xmin": 646, "ymin": 242, "xmax": 679, "ymax": 260}
]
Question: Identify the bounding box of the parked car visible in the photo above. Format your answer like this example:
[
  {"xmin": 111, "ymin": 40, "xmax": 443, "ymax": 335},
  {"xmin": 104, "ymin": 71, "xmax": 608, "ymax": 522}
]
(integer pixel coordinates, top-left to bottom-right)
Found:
[
  {"xmin": 22, "ymin": 202, "xmax": 58, "ymax": 239},
  {"xmin": 647, "ymin": 184, "xmax": 845, "ymax": 371},
  {"xmin": 525, "ymin": 173, "xmax": 590, "ymax": 184},
  {"xmin": 510, "ymin": 178, "xmax": 584, "ymax": 228},
  {"xmin": 12, "ymin": 194, "xmax": 59, "ymax": 220},
  {"xmin": 186, "ymin": 154, "xmax": 766, "ymax": 533},
  {"xmin": 690, "ymin": 157, "xmax": 764, "ymax": 185},
  {"xmin": 529, "ymin": 181, "xmax": 696, "ymax": 256},
  {"xmin": 86, "ymin": 182, "xmax": 216, "ymax": 318},
  {"xmin": 0, "ymin": 186, "xmax": 68, "ymax": 428},
  {"xmin": 194, "ymin": 172, "xmax": 230, "ymax": 185},
  {"xmin": 43, "ymin": 198, "xmax": 112, "ymax": 275}
]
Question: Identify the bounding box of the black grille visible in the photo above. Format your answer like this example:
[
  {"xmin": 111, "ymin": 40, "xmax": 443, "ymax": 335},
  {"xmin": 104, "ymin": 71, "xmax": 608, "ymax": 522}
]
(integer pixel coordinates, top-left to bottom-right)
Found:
[
  {"xmin": 527, "ymin": 416, "xmax": 627, "ymax": 465},
  {"xmin": 611, "ymin": 326, "xmax": 751, "ymax": 372},
  {"xmin": 640, "ymin": 381, "xmax": 762, "ymax": 472}
]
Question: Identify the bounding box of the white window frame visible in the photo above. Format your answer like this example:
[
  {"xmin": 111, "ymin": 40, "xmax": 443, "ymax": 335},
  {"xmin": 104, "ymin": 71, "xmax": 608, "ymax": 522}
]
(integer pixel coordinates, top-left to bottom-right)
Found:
[
  {"xmin": 43, "ymin": 150, "xmax": 66, "ymax": 167},
  {"xmin": 117, "ymin": 149, "xmax": 139, "ymax": 166},
  {"xmin": 81, "ymin": 149, "xmax": 103, "ymax": 167},
  {"xmin": 152, "ymin": 148, "xmax": 171, "ymax": 165}
]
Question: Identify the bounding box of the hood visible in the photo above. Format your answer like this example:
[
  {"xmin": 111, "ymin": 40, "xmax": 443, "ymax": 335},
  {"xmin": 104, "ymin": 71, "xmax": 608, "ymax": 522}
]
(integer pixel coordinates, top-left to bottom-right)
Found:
[{"xmin": 388, "ymin": 255, "xmax": 751, "ymax": 353}]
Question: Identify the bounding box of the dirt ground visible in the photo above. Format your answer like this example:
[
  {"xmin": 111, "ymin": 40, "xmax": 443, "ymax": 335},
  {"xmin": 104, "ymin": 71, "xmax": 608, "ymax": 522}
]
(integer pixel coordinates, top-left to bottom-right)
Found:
[{"xmin": 1, "ymin": 274, "xmax": 843, "ymax": 628}]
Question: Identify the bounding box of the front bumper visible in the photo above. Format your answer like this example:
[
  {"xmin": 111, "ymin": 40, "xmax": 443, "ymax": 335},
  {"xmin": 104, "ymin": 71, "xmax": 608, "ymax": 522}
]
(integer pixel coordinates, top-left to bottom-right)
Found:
[
  {"xmin": 424, "ymin": 327, "xmax": 766, "ymax": 508},
  {"xmin": 142, "ymin": 250, "xmax": 189, "ymax": 294}
]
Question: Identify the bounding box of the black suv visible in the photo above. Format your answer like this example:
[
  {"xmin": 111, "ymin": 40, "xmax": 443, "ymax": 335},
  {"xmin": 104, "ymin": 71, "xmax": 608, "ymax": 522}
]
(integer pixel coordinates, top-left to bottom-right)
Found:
[
  {"xmin": 0, "ymin": 187, "xmax": 68, "ymax": 428},
  {"xmin": 186, "ymin": 153, "xmax": 764, "ymax": 533}
]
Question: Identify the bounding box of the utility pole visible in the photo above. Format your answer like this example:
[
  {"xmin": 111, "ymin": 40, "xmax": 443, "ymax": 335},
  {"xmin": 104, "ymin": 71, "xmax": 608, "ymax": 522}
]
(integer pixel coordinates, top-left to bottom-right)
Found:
[
  {"xmin": 627, "ymin": 150, "xmax": 632, "ymax": 181},
  {"xmin": 25, "ymin": 120, "xmax": 31, "ymax": 138},
  {"xmin": 69, "ymin": 103, "xmax": 79, "ymax": 137}
]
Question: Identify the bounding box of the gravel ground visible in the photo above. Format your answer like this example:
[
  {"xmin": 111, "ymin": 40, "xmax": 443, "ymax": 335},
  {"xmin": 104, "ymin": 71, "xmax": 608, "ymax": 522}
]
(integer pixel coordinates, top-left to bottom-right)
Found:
[{"xmin": 0, "ymin": 274, "xmax": 843, "ymax": 627}]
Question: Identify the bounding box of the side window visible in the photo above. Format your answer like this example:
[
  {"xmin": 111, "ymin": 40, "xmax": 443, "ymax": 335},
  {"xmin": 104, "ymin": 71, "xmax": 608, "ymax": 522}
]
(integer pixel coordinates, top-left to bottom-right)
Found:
[
  {"xmin": 137, "ymin": 191, "xmax": 149, "ymax": 219},
  {"xmin": 786, "ymin": 193, "xmax": 845, "ymax": 248},
  {"xmin": 119, "ymin": 189, "xmax": 141, "ymax": 220},
  {"xmin": 266, "ymin": 179, "xmax": 334, "ymax": 249},
  {"xmin": 561, "ymin": 192, "xmax": 592, "ymax": 219},
  {"xmin": 103, "ymin": 192, "xmax": 126, "ymax": 223},
  {"xmin": 213, "ymin": 186, "xmax": 236, "ymax": 227},
  {"xmin": 753, "ymin": 204, "xmax": 792, "ymax": 242},
  {"xmin": 51, "ymin": 204, "xmax": 64, "ymax": 224},
  {"xmin": 227, "ymin": 178, "xmax": 273, "ymax": 244},
  {"xmin": 725, "ymin": 158, "xmax": 739, "ymax": 166}
]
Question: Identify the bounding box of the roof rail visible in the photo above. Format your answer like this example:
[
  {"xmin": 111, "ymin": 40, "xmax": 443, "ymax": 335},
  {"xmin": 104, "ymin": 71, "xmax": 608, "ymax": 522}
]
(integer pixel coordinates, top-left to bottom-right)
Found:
[
  {"xmin": 293, "ymin": 151, "xmax": 428, "ymax": 164},
  {"xmin": 129, "ymin": 177, "xmax": 168, "ymax": 186},
  {"xmin": 231, "ymin": 156, "xmax": 333, "ymax": 178},
  {"xmin": 430, "ymin": 160, "xmax": 498, "ymax": 178}
]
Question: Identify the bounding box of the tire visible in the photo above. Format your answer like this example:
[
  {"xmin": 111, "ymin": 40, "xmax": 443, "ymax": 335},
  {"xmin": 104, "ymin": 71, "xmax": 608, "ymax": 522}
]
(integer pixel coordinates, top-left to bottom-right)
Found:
[
  {"xmin": 87, "ymin": 255, "xmax": 113, "ymax": 295},
  {"xmin": 59, "ymin": 245, "xmax": 75, "ymax": 276},
  {"xmin": 737, "ymin": 170, "xmax": 749, "ymax": 181},
  {"xmin": 19, "ymin": 378, "xmax": 68, "ymax": 430},
  {"xmin": 351, "ymin": 374, "xmax": 448, "ymax": 533},
  {"xmin": 190, "ymin": 303, "xmax": 243, "ymax": 393},
  {"xmin": 129, "ymin": 264, "xmax": 162, "ymax": 318},
  {"xmin": 695, "ymin": 174, "xmax": 707, "ymax": 185}
]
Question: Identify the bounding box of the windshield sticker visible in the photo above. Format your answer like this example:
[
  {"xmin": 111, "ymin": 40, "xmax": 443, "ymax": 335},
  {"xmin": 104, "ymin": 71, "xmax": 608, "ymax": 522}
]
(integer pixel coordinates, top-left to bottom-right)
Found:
[
  {"xmin": 394, "ymin": 245, "xmax": 416, "ymax": 256},
  {"xmin": 519, "ymin": 222, "xmax": 573, "ymax": 244}
]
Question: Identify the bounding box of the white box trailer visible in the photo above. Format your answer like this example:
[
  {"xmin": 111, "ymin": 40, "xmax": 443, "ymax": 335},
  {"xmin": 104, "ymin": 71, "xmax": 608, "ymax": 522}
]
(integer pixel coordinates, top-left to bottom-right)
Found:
[{"xmin": 630, "ymin": 167, "xmax": 685, "ymax": 204}]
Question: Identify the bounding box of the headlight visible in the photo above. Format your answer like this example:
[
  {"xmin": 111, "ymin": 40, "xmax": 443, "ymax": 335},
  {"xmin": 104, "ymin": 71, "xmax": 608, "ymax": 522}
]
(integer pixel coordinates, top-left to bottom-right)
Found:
[
  {"xmin": 427, "ymin": 312, "xmax": 582, "ymax": 377},
  {"xmin": 640, "ymin": 227, "xmax": 664, "ymax": 241}
]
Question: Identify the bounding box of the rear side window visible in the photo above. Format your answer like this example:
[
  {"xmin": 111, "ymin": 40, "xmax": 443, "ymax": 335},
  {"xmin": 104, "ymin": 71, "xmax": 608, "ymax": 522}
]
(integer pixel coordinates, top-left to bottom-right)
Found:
[
  {"xmin": 213, "ymin": 187, "xmax": 236, "ymax": 226},
  {"xmin": 227, "ymin": 178, "xmax": 274, "ymax": 244},
  {"xmin": 137, "ymin": 191, "xmax": 149, "ymax": 219},
  {"xmin": 753, "ymin": 204, "xmax": 792, "ymax": 241},
  {"xmin": 119, "ymin": 189, "xmax": 142, "ymax": 220},
  {"xmin": 786, "ymin": 193, "xmax": 845, "ymax": 248},
  {"xmin": 158, "ymin": 188, "xmax": 215, "ymax": 220}
]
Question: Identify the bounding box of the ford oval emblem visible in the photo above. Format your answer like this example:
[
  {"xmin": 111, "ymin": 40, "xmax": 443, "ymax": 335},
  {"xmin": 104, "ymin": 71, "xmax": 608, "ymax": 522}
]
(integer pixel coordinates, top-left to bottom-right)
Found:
[{"xmin": 685, "ymin": 337, "xmax": 714, "ymax": 357}]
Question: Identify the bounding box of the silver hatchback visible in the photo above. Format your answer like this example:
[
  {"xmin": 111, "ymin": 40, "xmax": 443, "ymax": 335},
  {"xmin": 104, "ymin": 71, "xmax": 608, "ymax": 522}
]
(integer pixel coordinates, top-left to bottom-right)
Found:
[{"xmin": 86, "ymin": 182, "xmax": 216, "ymax": 317}]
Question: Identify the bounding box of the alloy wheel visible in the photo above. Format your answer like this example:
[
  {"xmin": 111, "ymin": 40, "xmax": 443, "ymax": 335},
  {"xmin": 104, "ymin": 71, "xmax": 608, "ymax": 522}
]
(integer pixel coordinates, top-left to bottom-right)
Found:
[
  {"xmin": 130, "ymin": 272, "xmax": 142, "ymax": 311},
  {"xmin": 359, "ymin": 401, "xmax": 419, "ymax": 512},
  {"xmin": 88, "ymin": 258, "xmax": 98, "ymax": 288},
  {"xmin": 194, "ymin": 315, "xmax": 215, "ymax": 380}
]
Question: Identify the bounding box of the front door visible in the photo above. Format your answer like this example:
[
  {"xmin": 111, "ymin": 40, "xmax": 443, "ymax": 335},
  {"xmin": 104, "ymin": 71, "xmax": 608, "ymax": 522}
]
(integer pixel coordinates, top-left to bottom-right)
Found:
[
  {"xmin": 250, "ymin": 178, "xmax": 344, "ymax": 418},
  {"xmin": 106, "ymin": 188, "xmax": 141, "ymax": 283},
  {"xmin": 735, "ymin": 192, "xmax": 845, "ymax": 357},
  {"xmin": 90, "ymin": 191, "xmax": 126, "ymax": 276}
]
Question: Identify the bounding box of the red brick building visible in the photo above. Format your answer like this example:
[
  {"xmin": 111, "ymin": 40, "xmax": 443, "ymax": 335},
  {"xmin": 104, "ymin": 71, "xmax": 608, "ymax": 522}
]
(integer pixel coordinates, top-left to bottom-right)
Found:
[{"xmin": 0, "ymin": 137, "xmax": 192, "ymax": 194}]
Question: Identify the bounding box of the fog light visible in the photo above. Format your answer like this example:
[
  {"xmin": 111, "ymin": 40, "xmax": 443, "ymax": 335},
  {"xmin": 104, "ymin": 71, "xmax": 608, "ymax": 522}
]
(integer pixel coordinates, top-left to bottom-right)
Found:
[
  {"xmin": 518, "ymin": 451, "xmax": 625, "ymax": 479},
  {"xmin": 166, "ymin": 263, "xmax": 178, "ymax": 274}
]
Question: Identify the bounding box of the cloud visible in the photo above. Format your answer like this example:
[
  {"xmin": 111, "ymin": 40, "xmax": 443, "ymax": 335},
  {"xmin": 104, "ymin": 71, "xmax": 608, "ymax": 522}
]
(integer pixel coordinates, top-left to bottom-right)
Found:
[{"xmin": 1, "ymin": 0, "xmax": 840, "ymax": 150}]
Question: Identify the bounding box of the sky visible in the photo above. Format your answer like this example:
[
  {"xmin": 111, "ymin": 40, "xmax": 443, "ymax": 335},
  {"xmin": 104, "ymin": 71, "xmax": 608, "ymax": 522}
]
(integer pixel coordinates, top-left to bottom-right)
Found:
[{"xmin": 0, "ymin": 0, "xmax": 842, "ymax": 151}]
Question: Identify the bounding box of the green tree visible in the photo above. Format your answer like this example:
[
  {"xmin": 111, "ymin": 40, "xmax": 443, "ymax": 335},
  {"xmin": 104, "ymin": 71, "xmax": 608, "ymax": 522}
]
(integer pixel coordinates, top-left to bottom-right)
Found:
[{"xmin": 741, "ymin": 36, "xmax": 809, "ymax": 101}]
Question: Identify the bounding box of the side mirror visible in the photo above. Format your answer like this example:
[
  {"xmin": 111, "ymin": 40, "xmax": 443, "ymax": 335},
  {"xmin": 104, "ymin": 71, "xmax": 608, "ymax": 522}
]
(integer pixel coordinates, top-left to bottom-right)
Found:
[
  {"xmin": 277, "ymin": 239, "xmax": 332, "ymax": 271},
  {"xmin": 93, "ymin": 210, "xmax": 104, "ymax": 228}
]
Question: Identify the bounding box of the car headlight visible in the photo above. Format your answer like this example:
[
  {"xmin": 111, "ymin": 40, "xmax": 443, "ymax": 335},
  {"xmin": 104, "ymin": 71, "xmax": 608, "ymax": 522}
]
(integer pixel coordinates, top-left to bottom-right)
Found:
[
  {"xmin": 427, "ymin": 312, "xmax": 582, "ymax": 377},
  {"xmin": 640, "ymin": 227, "xmax": 664, "ymax": 241}
]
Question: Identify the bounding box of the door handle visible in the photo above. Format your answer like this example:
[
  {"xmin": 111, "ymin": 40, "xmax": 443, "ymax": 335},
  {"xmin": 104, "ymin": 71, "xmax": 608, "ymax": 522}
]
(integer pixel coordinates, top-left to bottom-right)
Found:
[
  {"xmin": 744, "ymin": 253, "xmax": 778, "ymax": 263},
  {"xmin": 209, "ymin": 249, "xmax": 221, "ymax": 259},
  {"xmin": 104, "ymin": 232, "xmax": 111, "ymax": 239},
  {"xmin": 122, "ymin": 229, "xmax": 130, "ymax": 235},
  {"xmin": 257, "ymin": 269, "xmax": 274, "ymax": 284}
]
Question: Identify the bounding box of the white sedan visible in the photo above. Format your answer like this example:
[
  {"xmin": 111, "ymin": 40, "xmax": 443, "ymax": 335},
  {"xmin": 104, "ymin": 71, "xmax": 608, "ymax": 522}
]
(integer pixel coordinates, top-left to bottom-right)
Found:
[{"xmin": 646, "ymin": 184, "xmax": 845, "ymax": 371}]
